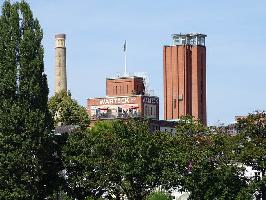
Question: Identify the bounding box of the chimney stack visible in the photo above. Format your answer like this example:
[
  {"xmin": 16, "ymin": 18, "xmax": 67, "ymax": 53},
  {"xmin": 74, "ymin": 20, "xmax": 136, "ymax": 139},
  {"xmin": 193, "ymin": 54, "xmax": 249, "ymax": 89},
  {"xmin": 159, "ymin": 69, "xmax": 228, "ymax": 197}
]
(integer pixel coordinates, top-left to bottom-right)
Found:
[{"xmin": 55, "ymin": 34, "xmax": 67, "ymax": 94}]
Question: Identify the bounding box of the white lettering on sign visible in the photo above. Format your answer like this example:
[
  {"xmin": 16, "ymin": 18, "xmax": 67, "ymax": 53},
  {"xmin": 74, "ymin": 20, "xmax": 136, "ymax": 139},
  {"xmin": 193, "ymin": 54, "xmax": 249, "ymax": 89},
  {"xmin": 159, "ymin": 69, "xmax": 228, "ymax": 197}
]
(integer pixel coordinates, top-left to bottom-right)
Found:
[
  {"xmin": 142, "ymin": 97, "xmax": 159, "ymax": 104},
  {"xmin": 99, "ymin": 97, "xmax": 133, "ymax": 105}
]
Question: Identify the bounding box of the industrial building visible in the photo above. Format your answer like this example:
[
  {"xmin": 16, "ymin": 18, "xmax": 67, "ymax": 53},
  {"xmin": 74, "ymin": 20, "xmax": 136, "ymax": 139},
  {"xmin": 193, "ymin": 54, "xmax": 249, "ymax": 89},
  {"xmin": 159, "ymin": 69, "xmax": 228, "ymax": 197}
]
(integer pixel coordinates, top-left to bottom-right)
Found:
[
  {"xmin": 87, "ymin": 76, "xmax": 159, "ymax": 121},
  {"xmin": 163, "ymin": 33, "xmax": 207, "ymax": 125}
]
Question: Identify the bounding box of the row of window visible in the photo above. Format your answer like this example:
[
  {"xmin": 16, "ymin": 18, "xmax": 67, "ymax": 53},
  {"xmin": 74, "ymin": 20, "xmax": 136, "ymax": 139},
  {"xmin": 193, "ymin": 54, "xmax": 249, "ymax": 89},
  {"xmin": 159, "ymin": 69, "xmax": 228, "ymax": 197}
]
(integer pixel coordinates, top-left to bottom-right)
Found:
[
  {"xmin": 144, "ymin": 105, "xmax": 157, "ymax": 117},
  {"xmin": 112, "ymin": 84, "xmax": 142, "ymax": 95},
  {"xmin": 113, "ymin": 85, "xmax": 129, "ymax": 95}
]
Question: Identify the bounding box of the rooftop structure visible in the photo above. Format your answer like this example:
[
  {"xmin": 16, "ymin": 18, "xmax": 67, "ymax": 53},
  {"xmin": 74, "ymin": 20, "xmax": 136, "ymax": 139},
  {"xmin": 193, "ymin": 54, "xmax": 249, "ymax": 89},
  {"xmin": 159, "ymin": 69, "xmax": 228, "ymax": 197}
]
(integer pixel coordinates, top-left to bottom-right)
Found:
[
  {"xmin": 106, "ymin": 76, "xmax": 145, "ymax": 97},
  {"xmin": 172, "ymin": 33, "xmax": 207, "ymax": 46}
]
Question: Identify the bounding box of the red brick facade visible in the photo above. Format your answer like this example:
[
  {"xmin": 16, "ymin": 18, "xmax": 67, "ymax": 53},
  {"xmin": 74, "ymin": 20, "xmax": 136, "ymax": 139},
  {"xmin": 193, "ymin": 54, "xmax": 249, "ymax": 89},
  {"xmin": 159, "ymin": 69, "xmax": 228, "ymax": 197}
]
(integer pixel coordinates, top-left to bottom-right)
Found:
[
  {"xmin": 87, "ymin": 76, "xmax": 159, "ymax": 121},
  {"xmin": 163, "ymin": 44, "xmax": 207, "ymax": 125},
  {"xmin": 106, "ymin": 76, "xmax": 145, "ymax": 97}
]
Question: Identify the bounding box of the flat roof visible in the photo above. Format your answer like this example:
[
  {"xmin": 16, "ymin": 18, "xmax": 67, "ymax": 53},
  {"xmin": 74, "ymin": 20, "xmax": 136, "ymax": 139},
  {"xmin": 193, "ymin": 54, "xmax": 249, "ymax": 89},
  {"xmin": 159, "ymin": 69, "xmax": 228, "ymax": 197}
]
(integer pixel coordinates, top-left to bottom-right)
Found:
[
  {"xmin": 106, "ymin": 75, "xmax": 144, "ymax": 80},
  {"xmin": 172, "ymin": 33, "xmax": 207, "ymax": 37},
  {"xmin": 87, "ymin": 94, "xmax": 159, "ymax": 100}
]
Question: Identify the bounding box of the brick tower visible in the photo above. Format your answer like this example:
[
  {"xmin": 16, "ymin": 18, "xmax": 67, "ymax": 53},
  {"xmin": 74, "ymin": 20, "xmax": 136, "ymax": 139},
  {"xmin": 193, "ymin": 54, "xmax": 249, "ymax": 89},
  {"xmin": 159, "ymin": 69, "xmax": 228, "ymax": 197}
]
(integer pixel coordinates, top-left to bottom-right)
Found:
[
  {"xmin": 55, "ymin": 34, "xmax": 67, "ymax": 94},
  {"xmin": 163, "ymin": 33, "xmax": 207, "ymax": 125}
]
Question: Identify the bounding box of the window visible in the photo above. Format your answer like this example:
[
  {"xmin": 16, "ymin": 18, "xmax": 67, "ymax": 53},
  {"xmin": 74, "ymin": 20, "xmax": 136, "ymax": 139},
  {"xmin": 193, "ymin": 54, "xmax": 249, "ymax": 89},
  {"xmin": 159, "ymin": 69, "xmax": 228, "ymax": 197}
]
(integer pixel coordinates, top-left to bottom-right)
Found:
[
  {"xmin": 115, "ymin": 86, "xmax": 118, "ymax": 94},
  {"xmin": 150, "ymin": 107, "xmax": 153, "ymax": 115},
  {"xmin": 145, "ymin": 106, "xmax": 148, "ymax": 115},
  {"xmin": 126, "ymin": 85, "xmax": 128, "ymax": 93}
]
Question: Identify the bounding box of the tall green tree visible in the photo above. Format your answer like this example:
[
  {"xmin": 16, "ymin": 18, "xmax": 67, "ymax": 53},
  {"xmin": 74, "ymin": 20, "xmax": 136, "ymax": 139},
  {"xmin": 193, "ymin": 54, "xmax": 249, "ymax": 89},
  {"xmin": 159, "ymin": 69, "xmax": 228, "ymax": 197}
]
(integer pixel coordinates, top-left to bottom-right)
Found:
[{"xmin": 0, "ymin": 1, "xmax": 55, "ymax": 199}]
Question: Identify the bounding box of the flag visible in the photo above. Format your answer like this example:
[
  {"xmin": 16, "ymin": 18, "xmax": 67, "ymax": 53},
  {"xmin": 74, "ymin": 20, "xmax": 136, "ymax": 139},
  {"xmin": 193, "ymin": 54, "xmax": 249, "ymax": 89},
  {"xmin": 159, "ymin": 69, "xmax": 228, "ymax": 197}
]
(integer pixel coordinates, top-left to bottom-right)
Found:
[{"xmin": 123, "ymin": 40, "xmax": 126, "ymax": 52}]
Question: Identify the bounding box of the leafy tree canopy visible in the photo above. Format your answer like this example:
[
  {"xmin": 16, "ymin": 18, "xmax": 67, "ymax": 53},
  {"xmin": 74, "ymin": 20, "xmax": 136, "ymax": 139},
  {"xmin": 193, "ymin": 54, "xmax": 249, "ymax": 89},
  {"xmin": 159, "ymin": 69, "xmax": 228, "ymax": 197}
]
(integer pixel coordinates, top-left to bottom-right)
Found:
[
  {"xmin": 48, "ymin": 91, "xmax": 89, "ymax": 130},
  {"xmin": 62, "ymin": 119, "xmax": 174, "ymax": 200},
  {"xmin": 236, "ymin": 111, "xmax": 266, "ymax": 199}
]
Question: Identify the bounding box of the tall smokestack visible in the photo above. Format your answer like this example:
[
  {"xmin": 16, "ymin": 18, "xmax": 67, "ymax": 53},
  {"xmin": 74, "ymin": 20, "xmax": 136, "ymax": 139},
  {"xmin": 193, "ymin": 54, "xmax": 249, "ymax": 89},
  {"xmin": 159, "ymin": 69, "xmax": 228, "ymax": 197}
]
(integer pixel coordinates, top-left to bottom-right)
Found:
[{"xmin": 55, "ymin": 34, "xmax": 67, "ymax": 94}]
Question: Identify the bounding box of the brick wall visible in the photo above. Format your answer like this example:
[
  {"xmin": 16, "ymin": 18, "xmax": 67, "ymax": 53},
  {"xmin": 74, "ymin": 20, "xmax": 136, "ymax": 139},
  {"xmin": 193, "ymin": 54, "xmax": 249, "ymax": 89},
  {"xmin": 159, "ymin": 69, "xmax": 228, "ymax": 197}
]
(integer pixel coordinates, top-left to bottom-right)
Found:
[{"xmin": 163, "ymin": 45, "xmax": 207, "ymax": 125}]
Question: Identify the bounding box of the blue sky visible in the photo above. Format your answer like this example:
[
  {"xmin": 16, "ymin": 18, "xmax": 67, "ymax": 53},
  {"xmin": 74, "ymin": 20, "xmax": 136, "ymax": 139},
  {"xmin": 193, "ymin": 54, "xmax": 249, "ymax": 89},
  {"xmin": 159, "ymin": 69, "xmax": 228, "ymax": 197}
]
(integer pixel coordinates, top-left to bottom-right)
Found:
[{"xmin": 2, "ymin": 0, "xmax": 266, "ymax": 125}]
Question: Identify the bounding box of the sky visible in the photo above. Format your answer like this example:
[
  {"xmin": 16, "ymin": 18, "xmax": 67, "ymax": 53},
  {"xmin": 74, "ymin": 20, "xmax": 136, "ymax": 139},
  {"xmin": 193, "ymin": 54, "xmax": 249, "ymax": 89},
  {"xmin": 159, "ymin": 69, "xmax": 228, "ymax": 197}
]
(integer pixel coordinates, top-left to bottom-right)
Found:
[{"xmin": 2, "ymin": 0, "xmax": 266, "ymax": 125}]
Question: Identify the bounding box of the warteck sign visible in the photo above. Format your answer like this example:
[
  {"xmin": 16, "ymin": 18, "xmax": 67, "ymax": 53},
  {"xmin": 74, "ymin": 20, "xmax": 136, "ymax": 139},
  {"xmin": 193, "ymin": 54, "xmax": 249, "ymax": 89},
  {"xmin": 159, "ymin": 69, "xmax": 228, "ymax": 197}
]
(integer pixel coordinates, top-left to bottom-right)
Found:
[
  {"xmin": 99, "ymin": 97, "xmax": 137, "ymax": 105},
  {"xmin": 142, "ymin": 97, "xmax": 159, "ymax": 104},
  {"xmin": 96, "ymin": 96, "xmax": 159, "ymax": 105}
]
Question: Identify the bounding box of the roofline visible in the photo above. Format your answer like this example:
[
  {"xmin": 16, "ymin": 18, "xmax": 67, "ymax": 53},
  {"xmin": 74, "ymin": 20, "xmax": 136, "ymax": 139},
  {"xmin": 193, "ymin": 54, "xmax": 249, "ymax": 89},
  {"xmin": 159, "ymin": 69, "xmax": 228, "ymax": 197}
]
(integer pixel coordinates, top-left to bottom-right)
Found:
[
  {"xmin": 172, "ymin": 33, "xmax": 207, "ymax": 37},
  {"xmin": 106, "ymin": 75, "xmax": 144, "ymax": 80},
  {"xmin": 87, "ymin": 95, "xmax": 159, "ymax": 100}
]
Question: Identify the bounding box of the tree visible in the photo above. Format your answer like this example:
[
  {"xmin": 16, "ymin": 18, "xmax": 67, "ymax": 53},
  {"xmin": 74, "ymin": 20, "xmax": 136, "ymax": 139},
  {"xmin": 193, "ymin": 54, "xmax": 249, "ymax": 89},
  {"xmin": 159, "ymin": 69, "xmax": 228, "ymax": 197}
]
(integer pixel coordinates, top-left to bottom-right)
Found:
[
  {"xmin": 107, "ymin": 119, "xmax": 175, "ymax": 200},
  {"xmin": 0, "ymin": 1, "xmax": 56, "ymax": 199},
  {"xmin": 61, "ymin": 119, "xmax": 174, "ymax": 200},
  {"xmin": 183, "ymin": 134, "xmax": 248, "ymax": 200},
  {"xmin": 61, "ymin": 120, "xmax": 117, "ymax": 200},
  {"xmin": 48, "ymin": 91, "xmax": 89, "ymax": 131},
  {"xmin": 236, "ymin": 111, "xmax": 266, "ymax": 199},
  {"xmin": 174, "ymin": 116, "xmax": 248, "ymax": 200},
  {"xmin": 47, "ymin": 92, "xmax": 90, "ymax": 199}
]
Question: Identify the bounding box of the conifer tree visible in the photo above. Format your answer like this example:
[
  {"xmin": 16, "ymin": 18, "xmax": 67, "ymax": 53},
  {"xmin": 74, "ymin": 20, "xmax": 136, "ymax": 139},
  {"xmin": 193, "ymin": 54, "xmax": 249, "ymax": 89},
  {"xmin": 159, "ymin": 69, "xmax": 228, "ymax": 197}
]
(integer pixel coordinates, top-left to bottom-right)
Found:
[{"xmin": 0, "ymin": 1, "xmax": 56, "ymax": 199}]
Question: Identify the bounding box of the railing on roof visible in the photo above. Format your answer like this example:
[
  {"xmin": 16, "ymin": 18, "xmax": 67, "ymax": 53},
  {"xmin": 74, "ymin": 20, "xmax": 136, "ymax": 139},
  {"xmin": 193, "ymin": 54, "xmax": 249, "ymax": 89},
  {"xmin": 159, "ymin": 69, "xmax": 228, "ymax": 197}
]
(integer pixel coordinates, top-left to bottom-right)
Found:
[{"xmin": 172, "ymin": 33, "xmax": 207, "ymax": 46}]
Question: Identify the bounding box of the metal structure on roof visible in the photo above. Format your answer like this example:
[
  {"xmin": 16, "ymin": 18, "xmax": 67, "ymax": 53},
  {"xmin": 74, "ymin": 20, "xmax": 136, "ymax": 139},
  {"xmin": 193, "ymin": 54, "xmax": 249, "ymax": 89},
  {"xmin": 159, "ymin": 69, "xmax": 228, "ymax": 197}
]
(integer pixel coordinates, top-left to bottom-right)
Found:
[{"xmin": 172, "ymin": 33, "xmax": 207, "ymax": 46}]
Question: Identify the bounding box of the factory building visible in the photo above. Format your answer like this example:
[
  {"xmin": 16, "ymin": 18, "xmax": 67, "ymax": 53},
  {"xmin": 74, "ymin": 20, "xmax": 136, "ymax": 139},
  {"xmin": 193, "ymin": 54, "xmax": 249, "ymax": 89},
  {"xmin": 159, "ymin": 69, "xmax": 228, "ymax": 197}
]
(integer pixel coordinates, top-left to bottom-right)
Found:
[{"xmin": 87, "ymin": 76, "xmax": 159, "ymax": 121}]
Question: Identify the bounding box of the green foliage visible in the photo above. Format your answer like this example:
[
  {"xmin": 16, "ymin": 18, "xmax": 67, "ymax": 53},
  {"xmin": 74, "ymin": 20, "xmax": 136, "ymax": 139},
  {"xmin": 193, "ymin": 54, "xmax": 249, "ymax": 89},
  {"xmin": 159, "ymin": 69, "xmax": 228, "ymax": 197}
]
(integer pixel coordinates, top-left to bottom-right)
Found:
[
  {"xmin": 107, "ymin": 119, "xmax": 172, "ymax": 200},
  {"xmin": 174, "ymin": 117, "xmax": 249, "ymax": 200},
  {"xmin": 62, "ymin": 119, "xmax": 173, "ymax": 200},
  {"xmin": 48, "ymin": 91, "xmax": 89, "ymax": 130},
  {"xmin": 61, "ymin": 116, "xmax": 257, "ymax": 200},
  {"xmin": 176, "ymin": 115, "xmax": 209, "ymax": 136},
  {"xmin": 236, "ymin": 111, "xmax": 266, "ymax": 199},
  {"xmin": 48, "ymin": 92, "xmax": 90, "ymax": 199},
  {"xmin": 0, "ymin": 1, "xmax": 57, "ymax": 199},
  {"xmin": 146, "ymin": 191, "xmax": 171, "ymax": 200}
]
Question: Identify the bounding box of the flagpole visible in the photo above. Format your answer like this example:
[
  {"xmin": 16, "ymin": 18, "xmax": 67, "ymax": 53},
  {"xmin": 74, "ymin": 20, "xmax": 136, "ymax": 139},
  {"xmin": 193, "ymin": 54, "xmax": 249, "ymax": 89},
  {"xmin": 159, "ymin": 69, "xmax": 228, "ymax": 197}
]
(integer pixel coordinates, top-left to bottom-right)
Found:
[
  {"xmin": 124, "ymin": 40, "xmax": 127, "ymax": 76},
  {"xmin": 124, "ymin": 50, "xmax": 127, "ymax": 76}
]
